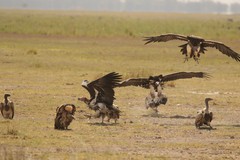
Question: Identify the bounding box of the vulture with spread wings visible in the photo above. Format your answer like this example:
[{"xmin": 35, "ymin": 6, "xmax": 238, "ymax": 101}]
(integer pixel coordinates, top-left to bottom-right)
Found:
[
  {"xmin": 78, "ymin": 72, "xmax": 122, "ymax": 123},
  {"xmin": 144, "ymin": 33, "xmax": 240, "ymax": 63},
  {"xmin": 117, "ymin": 72, "xmax": 209, "ymax": 112}
]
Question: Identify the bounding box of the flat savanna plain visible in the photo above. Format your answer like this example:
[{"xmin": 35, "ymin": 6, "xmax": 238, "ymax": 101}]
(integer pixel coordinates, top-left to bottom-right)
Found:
[{"xmin": 0, "ymin": 10, "xmax": 239, "ymax": 159}]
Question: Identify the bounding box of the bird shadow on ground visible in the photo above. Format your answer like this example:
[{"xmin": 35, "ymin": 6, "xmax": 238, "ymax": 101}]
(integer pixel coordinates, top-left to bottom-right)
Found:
[
  {"xmin": 87, "ymin": 122, "xmax": 119, "ymax": 126},
  {"xmin": 0, "ymin": 120, "xmax": 11, "ymax": 124},
  {"xmin": 197, "ymin": 126, "xmax": 217, "ymax": 130},
  {"xmin": 232, "ymin": 125, "xmax": 240, "ymax": 127},
  {"xmin": 54, "ymin": 128, "xmax": 73, "ymax": 131},
  {"xmin": 141, "ymin": 114, "xmax": 195, "ymax": 119},
  {"xmin": 214, "ymin": 124, "xmax": 240, "ymax": 128}
]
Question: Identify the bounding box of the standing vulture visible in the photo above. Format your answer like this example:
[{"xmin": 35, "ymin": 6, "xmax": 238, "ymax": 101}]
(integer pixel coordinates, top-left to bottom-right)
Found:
[
  {"xmin": 117, "ymin": 72, "xmax": 209, "ymax": 112},
  {"xmin": 144, "ymin": 33, "xmax": 240, "ymax": 63},
  {"xmin": 0, "ymin": 94, "xmax": 14, "ymax": 119},
  {"xmin": 195, "ymin": 98, "xmax": 214, "ymax": 129},
  {"xmin": 78, "ymin": 72, "xmax": 122, "ymax": 123},
  {"xmin": 54, "ymin": 104, "xmax": 76, "ymax": 130}
]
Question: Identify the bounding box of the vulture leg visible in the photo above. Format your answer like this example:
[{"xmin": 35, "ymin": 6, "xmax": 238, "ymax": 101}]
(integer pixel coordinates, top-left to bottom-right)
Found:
[
  {"xmin": 101, "ymin": 114, "xmax": 105, "ymax": 124},
  {"xmin": 152, "ymin": 107, "xmax": 158, "ymax": 113},
  {"xmin": 193, "ymin": 56, "xmax": 200, "ymax": 64},
  {"xmin": 184, "ymin": 56, "xmax": 189, "ymax": 63}
]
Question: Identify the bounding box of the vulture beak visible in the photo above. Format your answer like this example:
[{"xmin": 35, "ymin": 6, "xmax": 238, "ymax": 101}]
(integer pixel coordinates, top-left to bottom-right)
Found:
[
  {"xmin": 78, "ymin": 97, "xmax": 86, "ymax": 101},
  {"xmin": 4, "ymin": 94, "xmax": 11, "ymax": 98}
]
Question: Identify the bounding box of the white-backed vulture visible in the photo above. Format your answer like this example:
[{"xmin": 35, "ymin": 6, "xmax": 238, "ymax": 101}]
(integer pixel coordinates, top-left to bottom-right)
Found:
[
  {"xmin": 195, "ymin": 98, "xmax": 213, "ymax": 129},
  {"xmin": 0, "ymin": 94, "xmax": 14, "ymax": 119},
  {"xmin": 144, "ymin": 33, "xmax": 240, "ymax": 63},
  {"xmin": 54, "ymin": 104, "xmax": 76, "ymax": 130},
  {"xmin": 78, "ymin": 72, "xmax": 122, "ymax": 123},
  {"xmin": 117, "ymin": 72, "xmax": 209, "ymax": 112}
]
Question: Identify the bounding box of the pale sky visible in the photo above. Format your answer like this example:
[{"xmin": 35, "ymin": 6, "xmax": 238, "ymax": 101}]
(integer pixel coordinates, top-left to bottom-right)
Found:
[{"xmin": 179, "ymin": 0, "xmax": 240, "ymax": 5}]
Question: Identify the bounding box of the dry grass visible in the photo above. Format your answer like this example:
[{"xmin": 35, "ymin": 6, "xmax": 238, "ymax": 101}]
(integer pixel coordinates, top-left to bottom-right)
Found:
[{"xmin": 0, "ymin": 10, "xmax": 239, "ymax": 159}]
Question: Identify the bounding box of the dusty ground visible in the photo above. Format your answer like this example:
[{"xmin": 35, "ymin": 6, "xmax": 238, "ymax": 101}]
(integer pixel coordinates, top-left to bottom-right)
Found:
[{"xmin": 0, "ymin": 11, "xmax": 240, "ymax": 160}]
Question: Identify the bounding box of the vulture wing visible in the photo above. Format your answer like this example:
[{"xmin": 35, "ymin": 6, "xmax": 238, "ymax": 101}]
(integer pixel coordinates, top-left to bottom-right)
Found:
[
  {"xmin": 144, "ymin": 33, "xmax": 188, "ymax": 45},
  {"xmin": 160, "ymin": 72, "xmax": 210, "ymax": 82},
  {"xmin": 9, "ymin": 102, "xmax": 14, "ymax": 119},
  {"xmin": 89, "ymin": 72, "xmax": 122, "ymax": 106},
  {"xmin": 202, "ymin": 40, "xmax": 240, "ymax": 62},
  {"xmin": 0, "ymin": 102, "xmax": 3, "ymax": 116},
  {"xmin": 209, "ymin": 112, "xmax": 213, "ymax": 122},
  {"xmin": 117, "ymin": 78, "xmax": 150, "ymax": 89}
]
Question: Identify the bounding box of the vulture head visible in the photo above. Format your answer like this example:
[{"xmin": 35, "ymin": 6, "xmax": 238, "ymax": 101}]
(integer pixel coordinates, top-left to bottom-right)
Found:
[
  {"xmin": 78, "ymin": 97, "xmax": 90, "ymax": 104},
  {"xmin": 205, "ymin": 98, "xmax": 213, "ymax": 102},
  {"xmin": 81, "ymin": 80, "xmax": 89, "ymax": 87},
  {"xmin": 4, "ymin": 94, "xmax": 11, "ymax": 99}
]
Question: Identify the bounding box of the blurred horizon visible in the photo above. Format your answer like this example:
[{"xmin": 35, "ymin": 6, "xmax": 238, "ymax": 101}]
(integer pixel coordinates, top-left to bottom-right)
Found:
[{"xmin": 0, "ymin": 0, "xmax": 239, "ymax": 14}]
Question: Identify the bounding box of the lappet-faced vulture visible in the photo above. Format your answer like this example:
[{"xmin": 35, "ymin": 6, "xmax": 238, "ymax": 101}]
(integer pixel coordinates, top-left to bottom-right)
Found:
[
  {"xmin": 144, "ymin": 33, "xmax": 240, "ymax": 63},
  {"xmin": 78, "ymin": 72, "xmax": 122, "ymax": 123},
  {"xmin": 117, "ymin": 72, "xmax": 210, "ymax": 112}
]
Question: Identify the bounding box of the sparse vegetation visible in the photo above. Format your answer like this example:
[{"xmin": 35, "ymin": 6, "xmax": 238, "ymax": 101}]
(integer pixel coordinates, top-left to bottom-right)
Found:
[
  {"xmin": 6, "ymin": 126, "xmax": 18, "ymax": 136},
  {"xmin": 0, "ymin": 10, "xmax": 239, "ymax": 159}
]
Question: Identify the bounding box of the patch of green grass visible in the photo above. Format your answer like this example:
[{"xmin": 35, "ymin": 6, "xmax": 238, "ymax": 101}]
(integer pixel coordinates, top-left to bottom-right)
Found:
[{"xmin": 0, "ymin": 10, "xmax": 240, "ymax": 39}]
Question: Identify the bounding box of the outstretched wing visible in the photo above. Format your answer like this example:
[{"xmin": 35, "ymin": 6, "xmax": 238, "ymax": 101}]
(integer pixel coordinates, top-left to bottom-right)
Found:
[
  {"xmin": 160, "ymin": 72, "xmax": 210, "ymax": 82},
  {"xmin": 117, "ymin": 78, "xmax": 150, "ymax": 89},
  {"xmin": 90, "ymin": 72, "xmax": 122, "ymax": 106},
  {"xmin": 144, "ymin": 33, "xmax": 188, "ymax": 45},
  {"xmin": 202, "ymin": 40, "xmax": 240, "ymax": 62}
]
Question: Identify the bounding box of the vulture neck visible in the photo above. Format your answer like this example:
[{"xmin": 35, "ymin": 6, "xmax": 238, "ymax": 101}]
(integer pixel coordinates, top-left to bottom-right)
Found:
[
  {"xmin": 4, "ymin": 96, "xmax": 9, "ymax": 105},
  {"xmin": 205, "ymin": 99, "xmax": 210, "ymax": 112}
]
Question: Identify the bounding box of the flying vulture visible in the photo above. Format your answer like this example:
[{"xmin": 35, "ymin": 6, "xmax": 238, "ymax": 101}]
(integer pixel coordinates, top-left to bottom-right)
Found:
[
  {"xmin": 0, "ymin": 94, "xmax": 14, "ymax": 119},
  {"xmin": 195, "ymin": 98, "xmax": 214, "ymax": 129},
  {"xmin": 144, "ymin": 33, "xmax": 240, "ymax": 63},
  {"xmin": 54, "ymin": 104, "xmax": 76, "ymax": 130},
  {"xmin": 78, "ymin": 72, "xmax": 122, "ymax": 123},
  {"xmin": 117, "ymin": 72, "xmax": 209, "ymax": 112}
]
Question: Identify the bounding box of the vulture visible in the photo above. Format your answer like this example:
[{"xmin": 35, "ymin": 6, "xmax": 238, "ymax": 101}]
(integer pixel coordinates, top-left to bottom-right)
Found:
[
  {"xmin": 144, "ymin": 33, "xmax": 240, "ymax": 63},
  {"xmin": 117, "ymin": 72, "xmax": 209, "ymax": 112},
  {"xmin": 0, "ymin": 94, "xmax": 14, "ymax": 119},
  {"xmin": 78, "ymin": 72, "xmax": 122, "ymax": 123},
  {"xmin": 195, "ymin": 98, "xmax": 214, "ymax": 129},
  {"xmin": 54, "ymin": 104, "xmax": 76, "ymax": 130}
]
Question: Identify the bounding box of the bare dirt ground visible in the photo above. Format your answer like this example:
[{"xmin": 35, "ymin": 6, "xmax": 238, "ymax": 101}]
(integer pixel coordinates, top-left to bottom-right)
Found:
[{"xmin": 0, "ymin": 19, "xmax": 240, "ymax": 159}]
